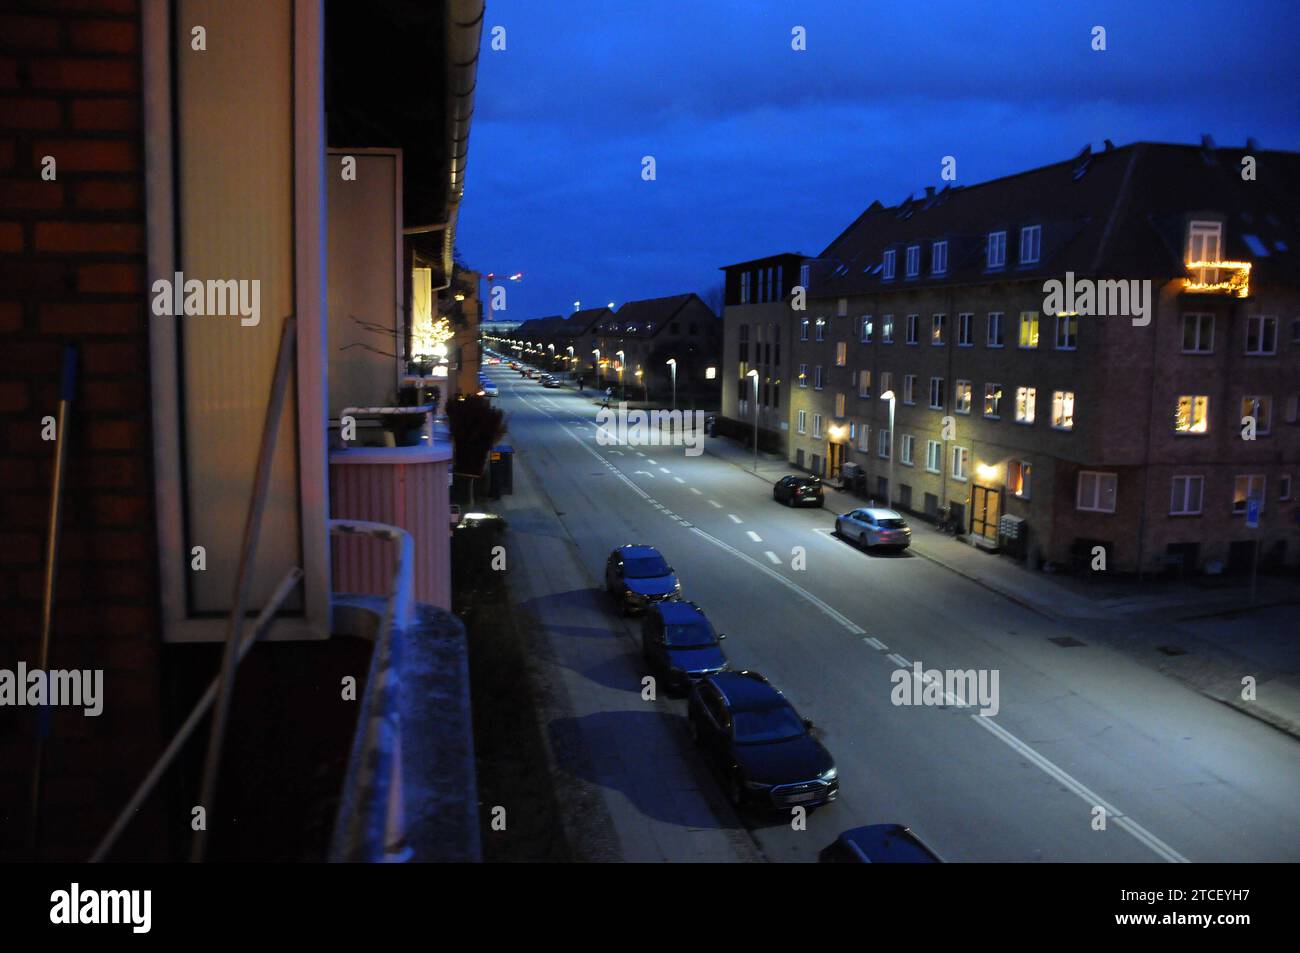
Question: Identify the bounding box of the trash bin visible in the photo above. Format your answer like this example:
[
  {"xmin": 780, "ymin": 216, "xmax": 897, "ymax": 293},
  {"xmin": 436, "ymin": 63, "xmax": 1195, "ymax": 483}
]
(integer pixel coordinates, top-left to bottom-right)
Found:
[
  {"xmin": 706, "ymin": 415, "xmax": 717, "ymax": 437},
  {"xmin": 488, "ymin": 444, "xmax": 514, "ymax": 498}
]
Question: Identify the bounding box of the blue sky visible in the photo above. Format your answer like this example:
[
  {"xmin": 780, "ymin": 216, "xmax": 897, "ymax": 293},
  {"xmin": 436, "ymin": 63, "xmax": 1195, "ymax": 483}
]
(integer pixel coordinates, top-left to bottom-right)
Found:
[{"xmin": 456, "ymin": 0, "xmax": 1300, "ymax": 321}]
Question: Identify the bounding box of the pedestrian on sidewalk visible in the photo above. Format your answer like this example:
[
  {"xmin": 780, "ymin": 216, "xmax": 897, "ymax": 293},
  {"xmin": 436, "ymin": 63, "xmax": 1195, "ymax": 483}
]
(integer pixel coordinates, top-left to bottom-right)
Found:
[
  {"xmin": 601, "ymin": 385, "xmax": 612, "ymax": 409},
  {"xmin": 578, "ymin": 375, "xmax": 584, "ymax": 393}
]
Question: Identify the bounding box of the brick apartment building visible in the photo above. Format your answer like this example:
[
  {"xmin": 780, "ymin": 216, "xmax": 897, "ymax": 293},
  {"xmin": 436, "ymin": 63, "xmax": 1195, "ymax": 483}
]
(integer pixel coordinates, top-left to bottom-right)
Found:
[{"xmin": 721, "ymin": 141, "xmax": 1300, "ymax": 575}]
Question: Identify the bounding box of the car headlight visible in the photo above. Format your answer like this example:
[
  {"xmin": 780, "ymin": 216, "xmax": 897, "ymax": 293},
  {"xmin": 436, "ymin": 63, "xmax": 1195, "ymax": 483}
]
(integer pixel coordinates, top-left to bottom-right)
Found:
[{"xmin": 820, "ymin": 766, "xmax": 838, "ymax": 782}]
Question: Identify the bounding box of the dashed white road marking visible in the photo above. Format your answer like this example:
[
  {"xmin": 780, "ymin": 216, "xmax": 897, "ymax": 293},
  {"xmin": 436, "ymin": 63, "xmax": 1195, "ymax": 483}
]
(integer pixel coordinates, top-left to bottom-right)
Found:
[
  {"xmin": 659, "ymin": 467, "xmax": 670, "ymax": 474},
  {"xmin": 689, "ymin": 488, "xmax": 702, "ymax": 495},
  {"xmin": 634, "ymin": 470, "xmax": 655, "ymax": 478},
  {"xmin": 727, "ymin": 514, "xmax": 742, "ymax": 524},
  {"xmin": 863, "ymin": 636, "xmax": 887, "ymax": 651},
  {"xmin": 764, "ymin": 550, "xmax": 781, "ymax": 564},
  {"xmin": 647, "ymin": 459, "xmax": 658, "ymax": 465},
  {"xmin": 747, "ymin": 531, "xmax": 763, "ymax": 543},
  {"xmin": 708, "ymin": 500, "xmax": 722, "ymax": 508},
  {"xmin": 673, "ymin": 477, "xmax": 685, "ymax": 484},
  {"xmin": 636, "ymin": 451, "xmax": 645, "ymax": 457},
  {"xmin": 886, "ymin": 652, "xmax": 910, "ymax": 668}
]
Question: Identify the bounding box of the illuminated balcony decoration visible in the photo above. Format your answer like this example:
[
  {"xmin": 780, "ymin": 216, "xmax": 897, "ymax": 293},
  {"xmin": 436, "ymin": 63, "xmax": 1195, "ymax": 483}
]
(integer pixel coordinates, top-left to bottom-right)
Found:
[
  {"xmin": 1183, "ymin": 260, "xmax": 1251, "ymax": 297},
  {"xmin": 411, "ymin": 314, "xmax": 454, "ymax": 362}
]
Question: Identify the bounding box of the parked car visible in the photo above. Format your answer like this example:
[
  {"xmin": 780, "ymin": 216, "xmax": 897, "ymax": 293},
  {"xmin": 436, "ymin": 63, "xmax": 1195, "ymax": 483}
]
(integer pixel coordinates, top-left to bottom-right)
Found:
[
  {"xmin": 481, "ymin": 381, "xmax": 498, "ymax": 396},
  {"xmin": 605, "ymin": 544, "xmax": 681, "ymax": 615},
  {"xmin": 541, "ymin": 375, "xmax": 561, "ymax": 388},
  {"xmin": 773, "ymin": 474, "xmax": 824, "ymax": 507},
  {"xmin": 835, "ymin": 507, "xmax": 912, "ymax": 550},
  {"xmin": 642, "ymin": 601, "xmax": 727, "ymax": 693},
  {"xmin": 688, "ymin": 671, "xmax": 838, "ymax": 810},
  {"xmin": 819, "ymin": 825, "xmax": 943, "ymax": 863}
]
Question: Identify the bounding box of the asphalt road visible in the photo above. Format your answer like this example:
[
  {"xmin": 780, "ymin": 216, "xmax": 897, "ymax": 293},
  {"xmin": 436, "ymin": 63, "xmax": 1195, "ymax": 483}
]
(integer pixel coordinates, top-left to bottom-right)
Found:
[{"xmin": 487, "ymin": 363, "xmax": 1300, "ymax": 862}]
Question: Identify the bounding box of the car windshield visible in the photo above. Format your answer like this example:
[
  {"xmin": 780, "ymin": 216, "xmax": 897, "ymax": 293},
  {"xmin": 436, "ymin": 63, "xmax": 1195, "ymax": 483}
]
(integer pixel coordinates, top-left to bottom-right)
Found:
[
  {"xmin": 879, "ymin": 518, "xmax": 908, "ymax": 529},
  {"xmin": 733, "ymin": 704, "xmax": 806, "ymax": 744},
  {"xmin": 664, "ymin": 622, "xmax": 715, "ymax": 648},
  {"xmin": 623, "ymin": 555, "xmax": 670, "ymax": 579}
]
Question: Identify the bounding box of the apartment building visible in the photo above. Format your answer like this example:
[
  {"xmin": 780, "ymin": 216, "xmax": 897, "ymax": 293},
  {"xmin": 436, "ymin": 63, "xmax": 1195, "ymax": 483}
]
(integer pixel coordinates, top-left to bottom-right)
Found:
[
  {"xmin": 730, "ymin": 141, "xmax": 1300, "ymax": 575},
  {"xmin": 719, "ymin": 253, "xmax": 804, "ymax": 453}
]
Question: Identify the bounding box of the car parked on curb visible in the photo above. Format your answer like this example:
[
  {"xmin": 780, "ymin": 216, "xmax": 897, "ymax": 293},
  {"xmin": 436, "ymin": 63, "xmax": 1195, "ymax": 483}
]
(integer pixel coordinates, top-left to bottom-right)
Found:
[
  {"xmin": 819, "ymin": 824, "xmax": 943, "ymax": 863},
  {"xmin": 835, "ymin": 507, "xmax": 912, "ymax": 550},
  {"xmin": 688, "ymin": 671, "xmax": 838, "ymax": 811},
  {"xmin": 604, "ymin": 544, "xmax": 681, "ymax": 615},
  {"xmin": 773, "ymin": 474, "xmax": 824, "ymax": 507},
  {"xmin": 642, "ymin": 601, "xmax": 727, "ymax": 693},
  {"xmin": 542, "ymin": 376, "xmax": 561, "ymax": 388}
]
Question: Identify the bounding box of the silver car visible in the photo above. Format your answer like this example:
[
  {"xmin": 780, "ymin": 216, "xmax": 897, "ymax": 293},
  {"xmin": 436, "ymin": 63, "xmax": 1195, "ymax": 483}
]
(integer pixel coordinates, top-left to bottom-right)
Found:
[{"xmin": 835, "ymin": 507, "xmax": 912, "ymax": 550}]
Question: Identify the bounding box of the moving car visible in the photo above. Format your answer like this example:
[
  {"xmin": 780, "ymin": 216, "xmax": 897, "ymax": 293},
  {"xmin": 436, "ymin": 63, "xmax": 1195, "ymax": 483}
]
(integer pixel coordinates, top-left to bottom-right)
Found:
[
  {"xmin": 819, "ymin": 825, "xmax": 943, "ymax": 863},
  {"xmin": 835, "ymin": 507, "xmax": 912, "ymax": 550},
  {"xmin": 773, "ymin": 474, "xmax": 824, "ymax": 507},
  {"xmin": 480, "ymin": 380, "xmax": 498, "ymax": 396},
  {"xmin": 642, "ymin": 601, "xmax": 727, "ymax": 693},
  {"xmin": 688, "ymin": 671, "xmax": 838, "ymax": 811},
  {"xmin": 604, "ymin": 544, "xmax": 681, "ymax": 615}
]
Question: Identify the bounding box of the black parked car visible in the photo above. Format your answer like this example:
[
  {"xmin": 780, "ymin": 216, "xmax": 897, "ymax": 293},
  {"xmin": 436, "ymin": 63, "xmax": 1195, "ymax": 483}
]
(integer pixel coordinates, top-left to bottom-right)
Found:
[
  {"xmin": 819, "ymin": 825, "xmax": 943, "ymax": 863},
  {"xmin": 773, "ymin": 474, "xmax": 824, "ymax": 507},
  {"xmin": 688, "ymin": 671, "xmax": 838, "ymax": 810},
  {"xmin": 642, "ymin": 601, "xmax": 727, "ymax": 693},
  {"xmin": 605, "ymin": 544, "xmax": 681, "ymax": 615}
]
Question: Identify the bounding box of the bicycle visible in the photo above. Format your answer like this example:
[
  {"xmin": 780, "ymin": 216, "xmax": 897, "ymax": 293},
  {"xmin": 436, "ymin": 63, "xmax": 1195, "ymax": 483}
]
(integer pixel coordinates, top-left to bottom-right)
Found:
[{"xmin": 934, "ymin": 505, "xmax": 959, "ymax": 536}]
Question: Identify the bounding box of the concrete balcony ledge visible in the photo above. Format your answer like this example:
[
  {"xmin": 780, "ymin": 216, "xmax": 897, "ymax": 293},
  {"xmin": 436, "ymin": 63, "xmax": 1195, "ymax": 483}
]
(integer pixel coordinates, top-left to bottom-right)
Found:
[{"xmin": 331, "ymin": 595, "xmax": 480, "ymax": 863}]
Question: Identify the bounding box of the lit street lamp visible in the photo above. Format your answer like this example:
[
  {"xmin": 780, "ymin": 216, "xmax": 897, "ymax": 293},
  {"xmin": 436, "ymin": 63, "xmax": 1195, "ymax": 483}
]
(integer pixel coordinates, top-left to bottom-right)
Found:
[
  {"xmin": 880, "ymin": 389, "xmax": 896, "ymax": 506},
  {"xmin": 666, "ymin": 358, "xmax": 677, "ymax": 411},
  {"xmin": 747, "ymin": 369, "xmax": 759, "ymax": 472},
  {"xmin": 592, "ymin": 348, "xmax": 600, "ymax": 387},
  {"xmin": 616, "ymin": 349, "xmax": 625, "ymax": 401}
]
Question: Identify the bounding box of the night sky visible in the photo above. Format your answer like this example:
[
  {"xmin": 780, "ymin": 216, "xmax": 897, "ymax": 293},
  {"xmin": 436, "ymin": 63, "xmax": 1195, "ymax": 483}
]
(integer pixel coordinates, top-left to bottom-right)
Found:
[{"xmin": 457, "ymin": 0, "xmax": 1300, "ymax": 321}]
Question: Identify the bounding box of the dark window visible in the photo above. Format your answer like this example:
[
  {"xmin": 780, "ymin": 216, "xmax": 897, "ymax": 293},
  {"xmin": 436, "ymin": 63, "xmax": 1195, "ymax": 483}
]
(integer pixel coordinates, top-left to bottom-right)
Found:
[{"xmin": 689, "ymin": 322, "xmax": 698, "ymax": 335}]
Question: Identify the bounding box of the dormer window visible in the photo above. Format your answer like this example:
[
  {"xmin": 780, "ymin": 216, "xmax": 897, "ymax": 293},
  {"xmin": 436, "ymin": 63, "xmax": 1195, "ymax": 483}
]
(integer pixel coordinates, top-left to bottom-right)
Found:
[
  {"xmin": 931, "ymin": 240, "xmax": 948, "ymax": 275},
  {"xmin": 1187, "ymin": 220, "xmax": 1223, "ymax": 284},
  {"xmin": 1019, "ymin": 225, "xmax": 1041, "ymax": 264},
  {"xmin": 882, "ymin": 249, "xmax": 896, "ymax": 280},
  {"xmin": 905, "ymin": 245, "xmax": 920, "ymax": 278},
  {"xmin": 987, "ymin": 231, "xmax": 1007, "ymax": 269}
]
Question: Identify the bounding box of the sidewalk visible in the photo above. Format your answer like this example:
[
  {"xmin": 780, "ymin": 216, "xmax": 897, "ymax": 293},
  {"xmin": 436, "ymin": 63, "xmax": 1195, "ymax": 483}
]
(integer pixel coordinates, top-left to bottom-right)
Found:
[{"xmin": 703, "ymin": 433, "xmax": 1300, "ymax": 741}]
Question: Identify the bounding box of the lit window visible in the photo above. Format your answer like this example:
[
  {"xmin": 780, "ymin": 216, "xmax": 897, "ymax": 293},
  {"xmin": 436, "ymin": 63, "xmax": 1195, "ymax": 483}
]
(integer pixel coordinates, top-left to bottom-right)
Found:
[
  {"xmin": 835, "ymin": 393, "xmax": 846, "ymax": 418},
  {"xmin": 987, "ymin": 230, "xmax": 1007, "ymax": 269},
  {"xmin": 815, "ymin": 318, "xmax": 825, "ymax": 342},
  {"xmin": 860, "ymin": 315, "xmax": 873, "ymax": 343},
  {"xmin": 1019, "ymin": 225, "xmax": 1041, "ymax": 264},
  {"xmin": 955, "ymin": 380, "xmax": 972, "ymax": 415},
  {"xmin": 1174, "ymin": 395, "xmax": 1209, "ymax": 434},
  {"xmin": 1015, "ymin": 386, "xmax": 1036, "ymax": 424},
  {"xmin": 857, "ymin": 422, "xmax": 869, "ymax": 451},
  {"xmin": 836, "ymin": 341, "xmax": 847, "ymax": 366},
  {"xmin": 800, "ymin": 319, "xmax": 809, "ymax": 341},
  {"xmin": 797, "ymin": 363, "xmax": 807, "ymax": 388},
  {"xmin": 931, "ymin": 314, "xmax": 947, "ymax": 346},
  {"xmin": 1019, "ymin": 311, "xmax": 1039, "ymax": 348},
  {"xmin": 1186, "ymin": 221, "xmax": 1222, "ymax": 284},
  {"xmin": 1170, "ymin": 475, "xmax": 1203, "ymax": 515},
  {"xmin": 1008, "ymin": 460, "xmax": 1031, "ymax": 499},
  {"xmin": 882, "ymin": 315, "xmax": 894, "ymax": 343},
  {"xmin": 1232, "ymin": 474, "xmax": 1265, "ymax": 514},
  {"xmin": 984, "ymin": 383, "xmax": 1002, "ymax": 418},
  {"xmin": 1051, "ymin": 390, "xmax": 1075, "ymax": 430},
  {"xmin": 1182, "ymin": 313, "xmax": 1214, "ymax": 353},
  {"xmin": 1077, "ymin": 471, "xmax": 1117, "ymax": 513}
]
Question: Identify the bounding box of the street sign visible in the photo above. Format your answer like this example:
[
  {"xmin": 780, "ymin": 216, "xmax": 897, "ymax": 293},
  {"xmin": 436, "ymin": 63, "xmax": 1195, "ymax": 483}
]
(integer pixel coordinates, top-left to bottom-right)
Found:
[{"xmin": 1246, "ymin": 496, "xmax": 1261, "ymax": 528}]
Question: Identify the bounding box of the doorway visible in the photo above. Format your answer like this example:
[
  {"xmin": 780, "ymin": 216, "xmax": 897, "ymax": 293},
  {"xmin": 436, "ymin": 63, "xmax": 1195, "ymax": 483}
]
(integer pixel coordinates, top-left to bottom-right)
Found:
[{"xmin": 971, "ymin": 485, "xmax": 1001, "ymax": 542}]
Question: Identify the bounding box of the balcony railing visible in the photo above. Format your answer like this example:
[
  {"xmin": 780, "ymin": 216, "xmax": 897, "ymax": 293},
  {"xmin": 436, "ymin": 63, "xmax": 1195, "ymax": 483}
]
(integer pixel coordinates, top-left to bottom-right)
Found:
[{"xmin": 1183, "ymin": 260, "xmax": 1251, "ymax": 297}]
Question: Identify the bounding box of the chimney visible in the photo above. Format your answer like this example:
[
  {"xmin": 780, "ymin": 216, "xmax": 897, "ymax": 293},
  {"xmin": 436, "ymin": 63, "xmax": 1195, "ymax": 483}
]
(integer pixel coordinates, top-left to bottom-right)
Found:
[
  {"xmin": 1246, "ymin": 136, "xmax": 1259, "ymax": 152},
  {"xmin": 1103, "ymin": 139, "xmax": 1114, "ymax": 151},
  {"xmin": 925, "ymin": 185, "xmax": 935, "ymax": 199}
]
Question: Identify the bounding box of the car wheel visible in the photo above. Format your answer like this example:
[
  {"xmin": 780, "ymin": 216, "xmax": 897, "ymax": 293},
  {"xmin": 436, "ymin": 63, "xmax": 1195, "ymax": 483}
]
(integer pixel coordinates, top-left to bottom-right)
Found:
[{"xmin": 859, "ymin": 532, "xmax": 869, "ymax": 548}]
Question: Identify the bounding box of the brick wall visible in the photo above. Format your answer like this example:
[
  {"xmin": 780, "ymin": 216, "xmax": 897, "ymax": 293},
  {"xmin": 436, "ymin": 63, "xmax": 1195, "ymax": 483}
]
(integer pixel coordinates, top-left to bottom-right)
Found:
[{"xmin": 0, "ymin": 0, "xmax": 163, "ymax": 860}]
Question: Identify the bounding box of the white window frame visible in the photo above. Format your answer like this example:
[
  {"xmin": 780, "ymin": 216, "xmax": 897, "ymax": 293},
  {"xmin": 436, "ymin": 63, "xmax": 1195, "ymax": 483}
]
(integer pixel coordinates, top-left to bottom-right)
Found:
[
  {"xmin": 987, "ymin": 230, "xmax": 1007, "ymax": 269},
  {"xmin": 812, "ymin": 413, "xmax": 824, "ymax": 439},
  {"xmin": 1051, "ymin": 390, "xmax": 1075, "ymax": 431},
  {"xmin": 987, "ymin": 312, "xmax": 1004, "ymax": 348},
  {"xmin": 882, "ymin": 314, "xmax": 894, "ymax": 343},
  {"xmin": 879, "ymin": 371, "xmax": 893, "ymax": 398},
  {"xmin": 957, "ymin": 312, "xmax": 973, "ymax": 347},
  {"xmin": 1015, "ymin": 386, "xmax": 1036, "ymax": 424},
  {"xmin": 878, "ymin": 428, "xmax": 891, "ymax": 459},
  {"xmin": 797, "ymin": 409, "xmax": 807, "ymax": 434},
  {"xmin": 1245, "ymin": 315, "xmax": 1277, "ymax": 356},
  {"xmin": 882, "ymin": 249, "xmax": 895, "ymax": 281},
  {"xmin": 1187, "ymin": 220, "xmax": 1221, "ymax": 283},
  {"xmin": 1232, "ymin": 474, "xmax": 1265, "ymax": 514},
  {"xmin": 1242, "ymin": 395, "xmax": 1272, "ymax": 435},
  {"xmin": 931, "ymin": 240, "xmax": 948, "ymax": 275},
  {"xmin": 931, "ymin": 313, "xmax": 947, "ymax": 346},
  {"xmin": 1019, "ymin": 224, "xmax": 1041, "ymax": 264},
  {"xmin": 1174, "ymin": 395, "xmax": 1210, "ymax": 435},
  {"xmin": 1170, "ymin": 475, "xmax": 1204, "ymax": 515},
  {"xmin": 902, "ymin": 374, "xmax": 916, "ymax": 405},
  {"xmin": 1019, "ymin": 311, "xmax": 1039, "ymax": 349},
  {"xmin": 928, "ymin": 376, "xmax": 945, "ymax": 410},
  {"xmin": 860, "ymin": 315, "xmax": 873, "ymax": 343},
  {"xmin": 1077, "ymin": 471, "xmax": 1117, "ymax": 513},
  {"xmin": 951, "ymin": 446, "xmax": 969, "ymax": 482},
  {"xmin": 899, "ymin": 433, "xmax": 914, "ymax": 466},
  {"xmin": 800, "ymin": 318, "xmax": 809, "ymax": 341},
  {"xmin": 814, "ymin": 365, "xmax": 825, "ymax": 390},
  {"xmin": 1182, "ymin": 312, "xmax": 1214, "ymax": 354},
  {"xmin": 984, "ymin": 383, "xmax": 1002, "ymax": 419},
  {"xmin": 925, "ymin": 440, "xmax": 941, "ymax": 473},
  {"xmin": 797, "ymin": 362, "xmax": 808, "ymax": 388},
  {"xmin": 856, "ymin": 422, "xmax": 869, "ymax": 452},
  {"xmin": 905, "ymin": 244, "xmax": 920, "ymax": 278},
  {"xmin": 1007, "ymin": 460, "xmax": 1031, "ymax": 500},
  {"xmin": 1055, "ymin": 313, "xmax": 1077, "ymax": 350},
  {"xmin": 954, "ymin": 380, "xmax": 972, "ymax": 415},
  {"xmin": 857, "ymin": 369, "xmax": 871, "ymax": 399},
  {"xmin": 815, "ymin": 318, "xmax": 825, "ymax": 342},
  {"xmin": 906, "ymin": 314, "xmax": 919, "ymax": 345}
]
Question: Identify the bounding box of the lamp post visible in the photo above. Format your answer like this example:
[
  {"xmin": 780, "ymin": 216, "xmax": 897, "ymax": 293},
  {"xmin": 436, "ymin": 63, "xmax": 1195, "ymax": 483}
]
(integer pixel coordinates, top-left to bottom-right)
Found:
[
  {"xmin": 666, "ymin": 358, "xmax": 677, "ymax": 412},
  {"xmin": 881, "ymin": 389, "xmax": 896, "ymax": 507},
  {"xmin": 747, "ymin": 369, "xmax": 759, "ymax": 472},
  {"xmin": 592, "ymin": 348, "xmax": 600, "ymax": 388},
  {"xmin": 616, "ymin": 349, "xmax": 625, "ymax": 401}
]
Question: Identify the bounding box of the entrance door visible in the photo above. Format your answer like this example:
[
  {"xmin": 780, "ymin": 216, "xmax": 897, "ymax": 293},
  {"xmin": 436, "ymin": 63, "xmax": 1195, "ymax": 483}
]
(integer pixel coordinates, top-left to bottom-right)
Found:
[
  {"xmin": 971, "ymin": 485, "xmax": 1001, "ymax": 542},
  {"xmin": 827, "ymin": 442, "xmax": 843, "ymax": 480}
]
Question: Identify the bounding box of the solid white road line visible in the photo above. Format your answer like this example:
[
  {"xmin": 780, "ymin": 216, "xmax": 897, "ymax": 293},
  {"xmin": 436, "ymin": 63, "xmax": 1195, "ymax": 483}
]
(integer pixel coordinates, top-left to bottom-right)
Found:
[
  {"xmin": 886, "ymin": 653, "xmax": 910, "ymax": 668},
  {"xmin": 863, "ymin": 636, "xmax": 887, "ymax": 651}
]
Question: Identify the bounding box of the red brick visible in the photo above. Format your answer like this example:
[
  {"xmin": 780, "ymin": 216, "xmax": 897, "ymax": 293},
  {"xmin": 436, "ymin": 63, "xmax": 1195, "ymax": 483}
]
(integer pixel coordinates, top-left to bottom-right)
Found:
[
  {"xmin": 0, "ymin": 221, "xmax": 23, "ymax": 252},
  {"xmin": 0, "ymin": 301, "xmax": 21, "ymax": 332},
  {"xmin": 3, "ymin": 495, "xmax": 44, "ymax": 528},
  {"xmin": 34, "ymin": 221, "xmax": 141, "ymax": 253},
  {"xmin": 0, "ymin": 381, "xmax": 30, "ymax": 413},
  {"xmin": 0, "ymin": 16, "xmax": 63, "ymax": 51},
  {"xmin": 0, "ymin": 178, "xmax": 64, "ymax": 209},
  {"xmin": 68, "ymin": 20, "xmax": 138, "ymax": 55},
  {"xmin": 76, "ymin": 261, "xmax": 140, "ymax": 294},
  {"xmin": 86, "ymin": 419, "xmax": 142, "ymax": 451},
  {"xmin": 80, "ymin": 338, "xmax": 143, "ymax": 374},
  {"xmin": 4, "ymin": 419, "xmax": 52, "ymax": 453},
  {"xmin": 0, "ymin": 139, "xmax": 14, "ymax": 172},
  {"xmin": 69, "ymin": 96, "xmax": 138, "ymax": 131},
  {"xmin": 0, "ymin": 533, "xmax": 42, "ymax": 566},
  {"xmin": 0, "ymin": 458, "xmax": 39, "ymax": 489},
  {"xmin": 0, "ymin": 259, "xmax": 70, "ymax": 292},
  {"xmin": 71, "ymin": 179, "xmax": 138, "ymax": 211},
  {"xmin": 82, "ymin": 377, "xmax": 145, "ymax": 413},
  {"xmin": 0, "ymin": 57, "xmax": 20, "ymax": 89},
  {"xmin": 27, "ymin": 58, "xmax": 137, "ymax": 93},
  {"xmin": 0, "ymin": 97, "xmax": 63, "ymax": 130},
  {"xmin": 64, "ymin": 528, "xmax": 150, "ymax": 562},
  {"xmin": 86, "ymin": 493, "xmax": 150, "ymax": 527},
  {"xmin": 5, "ymin": 340, "xmax": 60, "ymax": 372},
  {"xmin": 32, "ymin": 138, "xmax": 136, "ymax": 173},
  {"xmin": 37, "ymin": 0, "xmax": 138, "ymax": 14},
  {"xmin": 72, "ymin": 453, "xmax": 144, "ymax": 489},
  {"xmin": 39, "ymin": 300, "xmax": 140, "ymax": 334}
]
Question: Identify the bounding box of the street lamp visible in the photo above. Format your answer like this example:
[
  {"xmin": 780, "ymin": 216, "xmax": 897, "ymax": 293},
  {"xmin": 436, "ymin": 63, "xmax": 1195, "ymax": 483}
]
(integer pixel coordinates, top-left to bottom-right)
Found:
[
  {"xmin": 665, "ymin": 358, "xmax": 677, "ymax": 412},
  {"xmin": 592, "ymin": 348, "xmax": 600, "ymax": 387},
  {"xmin": 880, "ymin": 389, "xmax": 896, "ymax": 507},
  {"xmin": 573, "ymin": 300, "xmax": 581, "ymax": 311},
  {"xmin": 616, "ymin": 350, "xmax": 625, "ymax": 400},
  {"xmin": 747, "ymin": 369, "xmax": 760, "ymax": 472}
]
